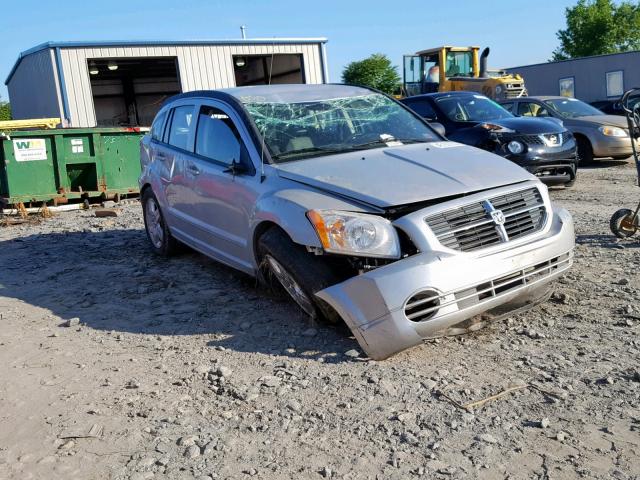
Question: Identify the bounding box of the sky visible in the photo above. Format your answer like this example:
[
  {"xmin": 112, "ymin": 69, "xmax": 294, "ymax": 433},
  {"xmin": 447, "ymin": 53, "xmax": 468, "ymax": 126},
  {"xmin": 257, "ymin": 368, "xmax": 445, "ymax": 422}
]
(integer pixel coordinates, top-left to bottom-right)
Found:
[{"xmin": 0, "ymin": 0, "xmax": 578, "ymax": 100}]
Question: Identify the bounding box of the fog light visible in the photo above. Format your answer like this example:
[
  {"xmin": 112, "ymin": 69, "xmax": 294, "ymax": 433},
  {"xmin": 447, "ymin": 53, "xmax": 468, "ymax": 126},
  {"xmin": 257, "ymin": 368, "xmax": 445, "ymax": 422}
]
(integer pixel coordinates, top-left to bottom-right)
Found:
[{"xmin": 507, "ymin": 140, "xmax": 524, "ymax": 154}]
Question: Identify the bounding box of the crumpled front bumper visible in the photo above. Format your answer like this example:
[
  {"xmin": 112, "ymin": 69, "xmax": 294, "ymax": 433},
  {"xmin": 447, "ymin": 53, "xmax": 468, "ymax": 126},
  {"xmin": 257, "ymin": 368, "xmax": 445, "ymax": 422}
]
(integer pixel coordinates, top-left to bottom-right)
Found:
[{"xmin": 316, "ymin": 206, "xmax": 574, "ymax": 360}]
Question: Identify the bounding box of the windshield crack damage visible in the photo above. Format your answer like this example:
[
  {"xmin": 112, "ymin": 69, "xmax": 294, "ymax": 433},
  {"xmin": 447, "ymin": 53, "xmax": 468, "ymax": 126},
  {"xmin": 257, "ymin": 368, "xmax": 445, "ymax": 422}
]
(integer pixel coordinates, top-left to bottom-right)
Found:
[{"xmin": 243, "ymin": 94, "xmax": 436, "ymax": 163}]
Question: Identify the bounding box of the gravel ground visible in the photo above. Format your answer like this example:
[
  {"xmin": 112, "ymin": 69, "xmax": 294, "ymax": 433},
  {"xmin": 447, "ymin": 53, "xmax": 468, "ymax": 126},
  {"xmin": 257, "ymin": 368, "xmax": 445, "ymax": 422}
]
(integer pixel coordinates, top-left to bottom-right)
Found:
[{"xmin": 0, "ymin": 160, "xmax": 639, "ymax": 480}]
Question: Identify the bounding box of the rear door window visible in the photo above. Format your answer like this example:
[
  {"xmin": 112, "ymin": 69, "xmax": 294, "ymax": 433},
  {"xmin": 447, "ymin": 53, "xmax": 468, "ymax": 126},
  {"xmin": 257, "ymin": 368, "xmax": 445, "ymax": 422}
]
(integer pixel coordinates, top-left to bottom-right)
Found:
[
  {"xmin": 150, "ymin": 110, "xmax": 168, "ymax": 141},
  {"xmin": 167, "ymin": 105, "xmax": 195, "ymax": 150}
]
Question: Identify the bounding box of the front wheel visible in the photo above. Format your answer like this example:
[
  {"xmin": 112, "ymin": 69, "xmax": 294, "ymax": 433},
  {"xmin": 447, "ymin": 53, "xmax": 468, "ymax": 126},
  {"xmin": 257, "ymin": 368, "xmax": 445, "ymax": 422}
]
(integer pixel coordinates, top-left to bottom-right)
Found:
[
  {"xmin": 610, "ymin": 208, "xmax": 638, "ymax": 238},
  {"xmin": 258, "ymin": 227, "xmax": 343, "ymax": 323},
  {"xmin": 142, "ymin": 189, "xmax": 178, "ymax": 256},
  {"xmin": 576, "ymin": 137, "xmax": 593, "ymax": 165},
  {"xmin": 565, "ymin": 170, "xmax": 577, "ymax": 188}
]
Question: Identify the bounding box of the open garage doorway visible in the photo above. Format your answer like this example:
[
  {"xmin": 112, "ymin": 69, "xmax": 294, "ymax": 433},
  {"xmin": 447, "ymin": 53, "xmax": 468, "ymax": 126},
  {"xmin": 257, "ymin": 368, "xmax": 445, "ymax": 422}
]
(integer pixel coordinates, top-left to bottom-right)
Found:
[
  {"xmin": 233, "ymin": 54, "xmax": 304, "ymax": 86},
  {"xmin": 88, "ymin": 57, "xmax": 181, "ymax": 127}
]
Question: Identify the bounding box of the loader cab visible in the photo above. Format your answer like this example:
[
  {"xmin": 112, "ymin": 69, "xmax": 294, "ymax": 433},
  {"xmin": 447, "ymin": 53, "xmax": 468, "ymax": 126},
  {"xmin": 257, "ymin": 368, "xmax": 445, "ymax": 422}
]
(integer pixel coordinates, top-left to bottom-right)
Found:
[{"xmin": 403, "ymin": 46, "xmax": 480, "ymax": 96}]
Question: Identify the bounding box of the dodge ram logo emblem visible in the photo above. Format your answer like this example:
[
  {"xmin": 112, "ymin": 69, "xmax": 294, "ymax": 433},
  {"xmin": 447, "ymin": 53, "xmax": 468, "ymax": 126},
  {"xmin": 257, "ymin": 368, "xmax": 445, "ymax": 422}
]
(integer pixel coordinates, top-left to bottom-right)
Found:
[
  {"xmin": 491, "ymin": 210, "xmax": 506, "ymax": 225},
  {"xmin": 548, "ymin": 134, "xmax": 559, "ymax": 145}
]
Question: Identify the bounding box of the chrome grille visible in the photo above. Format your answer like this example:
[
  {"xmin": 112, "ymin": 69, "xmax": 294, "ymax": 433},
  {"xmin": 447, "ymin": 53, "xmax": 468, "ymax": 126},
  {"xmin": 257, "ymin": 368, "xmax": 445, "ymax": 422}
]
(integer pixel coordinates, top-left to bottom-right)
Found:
[
  {"xmin": 404, "ymin": 251, "xmax": 572, "ymax": 322},
  {"xmin": 425, "ymin": 187, "xmax": 547, "ymax": 252},
  {"xmin": 504, "ymin": 85, "xmax": 527, "ymax": 99},
  {"xmin": 499, "ymin": 132, "xmax": 571, "ymax": 146}
]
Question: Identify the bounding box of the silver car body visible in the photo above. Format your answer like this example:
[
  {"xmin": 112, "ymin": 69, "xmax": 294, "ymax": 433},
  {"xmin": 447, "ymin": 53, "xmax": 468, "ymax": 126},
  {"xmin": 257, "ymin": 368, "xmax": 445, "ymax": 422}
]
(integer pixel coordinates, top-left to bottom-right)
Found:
[
  {"xmin": 140, "ymin": 85, "xmax": 574, "ymax": 360},
  {"xmin": 503, "ymin": 96, "xmax": 638, "ymax": 158}
]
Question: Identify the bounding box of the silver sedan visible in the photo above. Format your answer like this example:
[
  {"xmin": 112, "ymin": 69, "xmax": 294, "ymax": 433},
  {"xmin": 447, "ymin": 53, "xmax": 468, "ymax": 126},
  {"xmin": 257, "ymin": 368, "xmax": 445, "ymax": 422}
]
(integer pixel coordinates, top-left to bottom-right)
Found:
[{"xmin": 139, "ymin": 84, "xmax": 574, "ymax": 359}]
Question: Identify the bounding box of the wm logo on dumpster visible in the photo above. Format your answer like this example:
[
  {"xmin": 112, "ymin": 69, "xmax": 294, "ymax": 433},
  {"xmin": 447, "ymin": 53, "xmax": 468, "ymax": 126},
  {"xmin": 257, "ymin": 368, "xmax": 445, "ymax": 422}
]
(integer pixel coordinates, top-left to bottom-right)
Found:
[
  {"xmin": 12, "ymin": 138, "xmax": 48, "ymax": 162},
  {"xmin": 14, "ymin": 139, "xmax": 45, "ymax": 149}
]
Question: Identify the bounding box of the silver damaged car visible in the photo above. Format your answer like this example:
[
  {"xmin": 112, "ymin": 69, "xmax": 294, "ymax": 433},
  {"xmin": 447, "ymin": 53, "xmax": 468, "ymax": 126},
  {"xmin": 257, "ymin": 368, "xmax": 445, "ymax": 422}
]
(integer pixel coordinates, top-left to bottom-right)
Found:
[{"xmin": 139, "ymin": 85, "xmax": 575, "ymax": 360}]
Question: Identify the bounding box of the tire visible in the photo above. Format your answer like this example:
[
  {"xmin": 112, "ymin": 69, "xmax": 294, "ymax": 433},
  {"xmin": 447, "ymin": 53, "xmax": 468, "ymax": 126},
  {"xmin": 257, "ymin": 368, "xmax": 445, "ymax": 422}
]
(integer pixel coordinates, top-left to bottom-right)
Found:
[
  {"xmin": 142, "ymin": 189, "xmax": 178, "ymax": 256},
  {"xmin": 576, "ymin": 136, "xmax": 593, "ymax": 165},
  {"xmin": 610, "ymin": 208, "xmax": 638, "ymax": 239},
  {"xmin": 564, "ymin": 168, "xmax": 577, "ymax": 188},
  {"xmin": 258, "ymin": 227, "xmax": 342, "ymax": 323}
]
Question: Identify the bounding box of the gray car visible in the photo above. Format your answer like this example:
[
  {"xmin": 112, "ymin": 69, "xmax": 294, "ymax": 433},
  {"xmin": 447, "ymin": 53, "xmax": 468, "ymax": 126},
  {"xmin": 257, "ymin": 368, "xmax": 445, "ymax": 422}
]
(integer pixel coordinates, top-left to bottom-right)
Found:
[
  {"xmin": 500, "ymin": 96, "xmax": 637, "ymax": 163},
  {"xmin": 139, "ymin": 84, "xmax": 574, "ymax": 360}
]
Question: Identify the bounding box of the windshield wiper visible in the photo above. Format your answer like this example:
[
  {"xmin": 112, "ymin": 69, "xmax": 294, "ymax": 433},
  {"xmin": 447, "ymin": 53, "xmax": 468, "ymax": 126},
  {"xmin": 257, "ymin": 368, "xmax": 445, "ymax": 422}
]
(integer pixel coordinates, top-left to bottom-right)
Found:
[
  {"xmin": 272, "ymin": 146, "xmax": 350, "ymax": 162},
  {"xmin": 347, "ymin": 138, "xmax": 431, "ymax": 151}
]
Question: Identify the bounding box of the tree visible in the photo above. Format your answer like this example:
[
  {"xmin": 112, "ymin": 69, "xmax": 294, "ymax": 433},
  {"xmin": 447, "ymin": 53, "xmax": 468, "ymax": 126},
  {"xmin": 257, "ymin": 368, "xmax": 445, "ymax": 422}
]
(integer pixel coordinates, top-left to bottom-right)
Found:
[
  {"xmin": 0, "ymin": 95, "xmax": 11, "ymax": 121},
  {"xmin": 341, "ymin": 54, "xmax": 401, "ymax": 95},
  {"xmin": 552, "ymin": 0, "xmax": 640, "ymax": 60}
]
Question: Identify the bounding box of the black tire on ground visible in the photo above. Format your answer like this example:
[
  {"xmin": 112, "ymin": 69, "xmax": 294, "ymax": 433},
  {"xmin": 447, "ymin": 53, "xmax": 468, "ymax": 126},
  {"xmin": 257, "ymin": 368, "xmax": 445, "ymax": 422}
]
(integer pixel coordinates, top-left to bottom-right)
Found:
[
  {"xmin": 609, "ymin": 208, "xmax": 638, "ymax": 239},
  {"xmin": 576, "ymin": 136, "xmax": 593, "ymax": 165},
  {"xmin": 258, "ymin": 227, "xmax": 343, "ymax": 323},
  {"xmin": 564, "ymin": 175, "xmax": 576, "ymax": 188},
  {"xmin": 141, "ymin": 189, "xmax": 179, "ymax": 256}
]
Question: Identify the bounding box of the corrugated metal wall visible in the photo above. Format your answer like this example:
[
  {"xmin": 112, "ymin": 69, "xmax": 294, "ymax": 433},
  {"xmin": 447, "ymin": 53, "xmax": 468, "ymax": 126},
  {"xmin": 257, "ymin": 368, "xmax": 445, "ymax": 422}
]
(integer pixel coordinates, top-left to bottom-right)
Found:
[
  {"xmin": 7, "ymin": 49, "xmax": 62, "ymax": 120},
  {"xmin": 58, "ymin": 43, "xmax": 325, "ymax": 127},
  {"xmin": 506, "ymin": 52, "xmax": 640, "ymax": 102}
]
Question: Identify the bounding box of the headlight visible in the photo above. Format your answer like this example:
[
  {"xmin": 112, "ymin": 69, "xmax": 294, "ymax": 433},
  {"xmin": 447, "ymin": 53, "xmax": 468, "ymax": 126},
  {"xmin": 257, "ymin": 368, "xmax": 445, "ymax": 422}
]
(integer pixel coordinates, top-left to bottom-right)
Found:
[
  {"xmin": 307, "ymin": 210, "xmax": 400, "ymax": 259},
  {"xmin": 480, "ymin": 123, "xmax": 514, "ymax": 133},
  {"xmin": 599, "ymin": 126, "xmax": 628, "ymax": 137},
  {"xmin": 507, "ymin": 140, "xmax": 525, "ymax": 154},
  {"xmin": 495, "ymin": 85, "xmax": 503, "ymax": 95}
]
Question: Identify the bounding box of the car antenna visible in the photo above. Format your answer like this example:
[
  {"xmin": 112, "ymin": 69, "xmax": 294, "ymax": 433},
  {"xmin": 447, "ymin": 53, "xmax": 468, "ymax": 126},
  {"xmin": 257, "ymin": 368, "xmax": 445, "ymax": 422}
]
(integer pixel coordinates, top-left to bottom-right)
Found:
[{"xmin": 258, "ymin": 48, "xmax": 275, "ymax": 183}]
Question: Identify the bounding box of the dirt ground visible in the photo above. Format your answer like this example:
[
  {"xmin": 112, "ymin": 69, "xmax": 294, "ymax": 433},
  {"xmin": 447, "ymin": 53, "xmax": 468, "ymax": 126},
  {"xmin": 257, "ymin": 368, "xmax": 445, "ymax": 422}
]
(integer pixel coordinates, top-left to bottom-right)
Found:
[{"xmin": 1, "ymin": 160, "xmax": 639, "ymax": 480}]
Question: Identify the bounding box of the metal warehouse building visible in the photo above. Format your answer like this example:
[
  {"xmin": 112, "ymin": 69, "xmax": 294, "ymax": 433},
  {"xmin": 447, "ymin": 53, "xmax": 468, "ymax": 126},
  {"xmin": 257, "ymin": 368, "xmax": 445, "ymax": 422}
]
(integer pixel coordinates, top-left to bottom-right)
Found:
[
  {"xmin": 506, "ymin": 50, "xmax": 640, "ymax": 103},
  {"xmin": 5, "ymin": 38, "xmax": 328, "ymax": 128}
]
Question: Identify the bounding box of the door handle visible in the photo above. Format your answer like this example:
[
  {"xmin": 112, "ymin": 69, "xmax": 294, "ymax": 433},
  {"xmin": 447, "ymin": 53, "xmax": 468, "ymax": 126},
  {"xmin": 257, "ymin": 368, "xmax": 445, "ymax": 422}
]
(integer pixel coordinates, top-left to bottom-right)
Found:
[
  {"xmin": 155, "ymin": 152, "xmax": 166, "ymax": 160},
  {"xmin": 187, "ymin": 164, "xmax": 201, "ymax": 175}
]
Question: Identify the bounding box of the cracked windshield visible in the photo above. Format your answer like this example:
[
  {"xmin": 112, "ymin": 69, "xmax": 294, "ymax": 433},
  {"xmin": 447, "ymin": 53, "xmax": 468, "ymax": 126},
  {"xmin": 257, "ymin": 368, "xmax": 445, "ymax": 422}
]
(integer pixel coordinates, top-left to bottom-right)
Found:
[{"xmin": 242, "ymin": 93, "xmax": 439, "ymax": 162}]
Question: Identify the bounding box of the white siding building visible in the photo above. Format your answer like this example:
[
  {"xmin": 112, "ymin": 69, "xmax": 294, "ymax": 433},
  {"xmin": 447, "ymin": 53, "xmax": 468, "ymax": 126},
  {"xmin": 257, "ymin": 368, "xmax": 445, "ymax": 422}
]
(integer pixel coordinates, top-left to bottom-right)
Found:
[{"xmin": 5, "ymin": 39, "xmax": 329, "ymax": 127}]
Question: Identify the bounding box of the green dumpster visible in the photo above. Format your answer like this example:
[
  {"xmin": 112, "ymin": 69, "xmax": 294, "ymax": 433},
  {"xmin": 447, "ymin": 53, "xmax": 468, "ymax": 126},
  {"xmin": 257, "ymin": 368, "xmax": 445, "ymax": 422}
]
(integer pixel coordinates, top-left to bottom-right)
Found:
[{"xmin": 0, "ymin": 127, "xmax": 147, "ymax": 207}]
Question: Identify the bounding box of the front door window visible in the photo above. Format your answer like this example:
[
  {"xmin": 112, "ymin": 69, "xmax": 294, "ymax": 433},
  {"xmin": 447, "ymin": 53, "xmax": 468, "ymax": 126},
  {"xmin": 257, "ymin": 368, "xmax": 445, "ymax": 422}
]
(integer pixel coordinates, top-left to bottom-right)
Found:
[{"xmin": 518, "ymin": 102, "xmax": 549, "ymax": 118}]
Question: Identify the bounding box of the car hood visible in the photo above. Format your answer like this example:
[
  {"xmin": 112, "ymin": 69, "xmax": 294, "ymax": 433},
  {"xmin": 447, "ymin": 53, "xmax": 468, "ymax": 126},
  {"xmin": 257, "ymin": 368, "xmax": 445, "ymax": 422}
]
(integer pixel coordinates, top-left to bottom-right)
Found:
[
  {"xmin": 470, "ymin": 116, "xmax": 564, "ymax": 134},
  {"xmin": 565, "ymin": 114, "xmax": 629, "ymax": 128},
  {"xmin": 274, "ymin": 142, "xmax": 535, "ymax": 208}
]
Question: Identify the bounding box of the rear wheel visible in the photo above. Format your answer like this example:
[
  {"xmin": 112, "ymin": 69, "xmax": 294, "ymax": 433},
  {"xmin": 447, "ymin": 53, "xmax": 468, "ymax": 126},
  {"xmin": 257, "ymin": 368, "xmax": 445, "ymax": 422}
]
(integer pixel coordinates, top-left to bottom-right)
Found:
[
  {"xmin": 142, "ymin": 189, "xmax": 178, "ymax": 256},
  {"xmin": 576, "ymin": 136, "xmax": 593, "ymax": 165},
  {"xmin": 610, "ymin": 208, "xmax": 638, "ymax": 238},
  {"xmin": 258, "ymin": 227, "xmax": 342, "ymax": 323}
]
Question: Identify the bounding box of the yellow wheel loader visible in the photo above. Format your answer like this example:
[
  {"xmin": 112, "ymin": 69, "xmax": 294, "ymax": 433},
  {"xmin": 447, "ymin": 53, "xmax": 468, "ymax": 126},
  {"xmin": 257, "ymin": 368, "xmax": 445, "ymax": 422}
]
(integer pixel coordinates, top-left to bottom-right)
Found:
[{"xmin": 402, "ymin": 46, "xmax": 526, "ymax": 100}]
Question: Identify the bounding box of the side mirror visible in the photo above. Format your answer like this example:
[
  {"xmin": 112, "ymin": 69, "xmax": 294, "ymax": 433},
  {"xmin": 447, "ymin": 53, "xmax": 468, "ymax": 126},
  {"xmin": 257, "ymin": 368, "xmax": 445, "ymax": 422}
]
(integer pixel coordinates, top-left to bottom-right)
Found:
[
  {"xmin": 429, "ymin": 122, "xmax": 446, "ymax": 137},
  {"xmin": 224, "ymin": 158, "xmax": 248, "ymax": 176}
]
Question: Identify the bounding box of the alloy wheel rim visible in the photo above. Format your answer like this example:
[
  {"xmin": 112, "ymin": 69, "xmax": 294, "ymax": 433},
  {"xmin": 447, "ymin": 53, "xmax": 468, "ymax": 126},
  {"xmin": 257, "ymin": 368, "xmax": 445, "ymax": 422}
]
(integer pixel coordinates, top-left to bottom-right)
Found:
[
  {"xmin": 265, "ymin": 255, "xmax": 315, "ymax": 316},
  {"xmin": 145, "ymin": 199, "xmax": 164, "ymax": 249}
]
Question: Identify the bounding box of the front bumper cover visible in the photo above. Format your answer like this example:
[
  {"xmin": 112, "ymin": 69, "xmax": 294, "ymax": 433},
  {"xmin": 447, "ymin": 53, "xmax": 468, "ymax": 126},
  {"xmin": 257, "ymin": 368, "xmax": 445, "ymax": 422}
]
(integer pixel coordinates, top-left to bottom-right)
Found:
[
  {"xmin": 523, "ymin": 162, "xmax": 576, "ymax": 185},
  {"xmin": 591, "ymin": 134, "xmax": 639, "ymax": 158},
  {"xmin": 316, "ymin": 205, "xmax": 574, "ymax": 360}
]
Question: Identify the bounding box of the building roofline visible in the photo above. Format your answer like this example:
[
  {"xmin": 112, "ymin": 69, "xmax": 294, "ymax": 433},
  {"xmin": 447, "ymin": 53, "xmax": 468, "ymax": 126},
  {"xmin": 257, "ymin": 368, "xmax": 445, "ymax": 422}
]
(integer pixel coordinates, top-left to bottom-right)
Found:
[
  {"xmin": 506, "ymin": 49, "xmax": 640, "ymax": 71},
  {"xmin": 5, "ymin": 38, "xmax": 329, "ymax": 85}
]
